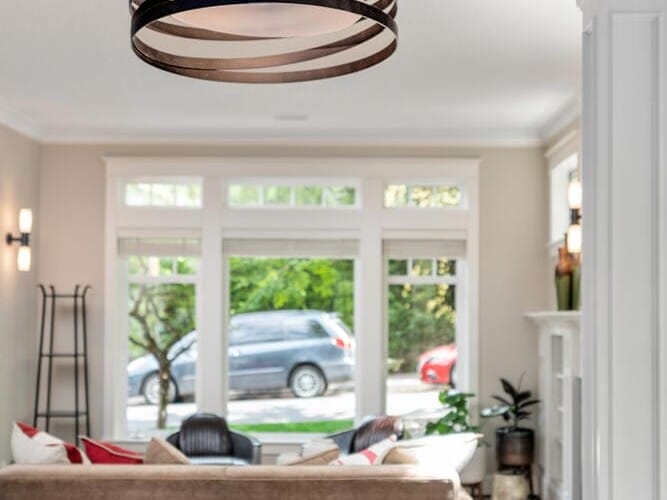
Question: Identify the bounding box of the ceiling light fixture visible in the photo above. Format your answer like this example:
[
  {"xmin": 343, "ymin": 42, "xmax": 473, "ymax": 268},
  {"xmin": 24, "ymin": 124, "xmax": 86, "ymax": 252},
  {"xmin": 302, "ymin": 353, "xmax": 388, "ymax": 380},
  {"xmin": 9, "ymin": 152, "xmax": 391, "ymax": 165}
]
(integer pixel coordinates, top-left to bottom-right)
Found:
[{"xmin": 130, "ymin": 0, "xmax": 398, "ymax": 83}]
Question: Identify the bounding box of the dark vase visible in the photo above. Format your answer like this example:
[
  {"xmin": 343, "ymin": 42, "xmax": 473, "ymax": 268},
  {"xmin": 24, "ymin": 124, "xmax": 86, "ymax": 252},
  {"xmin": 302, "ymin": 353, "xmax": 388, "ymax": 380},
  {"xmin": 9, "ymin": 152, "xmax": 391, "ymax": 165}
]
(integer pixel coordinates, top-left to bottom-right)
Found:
[
  {"xmin": 495, "ymin": 427, "xmax": 535, "ymax": 467},
  {"xmin": 555, "ymin": 246, "xmax": 574, "ymax": 310},
  {"xmin": 555, "ymin": 246, "xmax": 582, "ymax": 311}
]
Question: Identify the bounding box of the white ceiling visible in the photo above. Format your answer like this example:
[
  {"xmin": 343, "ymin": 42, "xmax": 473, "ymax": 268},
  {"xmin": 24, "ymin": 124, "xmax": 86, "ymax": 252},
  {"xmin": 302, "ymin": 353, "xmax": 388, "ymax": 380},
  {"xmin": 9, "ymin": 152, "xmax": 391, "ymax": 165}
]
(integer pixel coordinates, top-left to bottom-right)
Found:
[{"xmin": 0, "ymin": 0, "xmax": 582, "ymax": 144}]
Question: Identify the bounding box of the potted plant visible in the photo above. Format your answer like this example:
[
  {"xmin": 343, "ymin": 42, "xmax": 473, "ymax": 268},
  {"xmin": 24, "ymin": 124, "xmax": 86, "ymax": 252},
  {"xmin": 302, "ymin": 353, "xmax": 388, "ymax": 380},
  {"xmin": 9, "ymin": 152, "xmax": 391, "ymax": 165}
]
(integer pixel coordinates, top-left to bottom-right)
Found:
[
  {"xmin": 481, "ymin": 376, "xmax": 540, "ymax": 467},
  {"xmin": 426, "ymin": 390, "xmax": 486, "ymax": 485}
]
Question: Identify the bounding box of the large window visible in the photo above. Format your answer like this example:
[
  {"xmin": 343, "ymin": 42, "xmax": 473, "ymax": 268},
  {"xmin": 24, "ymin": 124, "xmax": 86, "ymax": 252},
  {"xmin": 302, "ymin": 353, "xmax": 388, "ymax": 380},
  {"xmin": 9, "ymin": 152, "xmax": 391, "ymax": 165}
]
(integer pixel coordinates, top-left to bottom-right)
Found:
[
  {"xmin": 105, "ymin": 158, "xmax": 479, "ymax": 440},
  {"xmin": 385, "ymin": 256, "xmax": 459, "ymax": 422},
  {"xmin": 123, "ymin": 251, "xmax": 199, "ymax": 438},
  {"xmin": 224, "ymin": 256, "xmax": 355, "ymax": 434}
]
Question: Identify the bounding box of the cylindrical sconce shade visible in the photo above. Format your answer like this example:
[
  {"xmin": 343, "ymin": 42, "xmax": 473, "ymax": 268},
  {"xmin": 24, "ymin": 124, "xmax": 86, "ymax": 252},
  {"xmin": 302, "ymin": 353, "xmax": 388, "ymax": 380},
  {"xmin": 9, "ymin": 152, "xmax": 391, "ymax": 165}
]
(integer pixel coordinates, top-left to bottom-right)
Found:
[
  {"xmin": 568, "ymin": 179, "xmax": 582, "ymax": 210},
  {"xmin": 19, "ymin": 209, "xmax": 33, "ymax": 234},
  {"xmin": 567, "ymin": 223, "xmax": 582, "ymax": 254},
  {"xmin": 17, "ymin": 246, "xmax": 31, "ymax": 272}
]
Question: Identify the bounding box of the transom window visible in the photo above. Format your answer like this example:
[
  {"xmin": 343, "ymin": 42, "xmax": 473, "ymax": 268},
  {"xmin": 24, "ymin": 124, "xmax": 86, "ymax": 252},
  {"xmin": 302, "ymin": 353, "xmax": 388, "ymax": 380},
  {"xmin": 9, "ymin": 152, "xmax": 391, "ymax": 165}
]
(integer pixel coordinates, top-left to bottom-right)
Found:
[
  {"xmin": 385, "ymin": 183, "xmax": 462, "ymax": 208},
  {"xmin": 388, "ymin": 258, "xmax": 457, "ymax": 278},
  {"xmin": 227, "ymin": 179, "xmax": 358, "ymax": 208},
  {"xmin": 124, "ymin": 179, "xmax": 202, "ymax": 208}
]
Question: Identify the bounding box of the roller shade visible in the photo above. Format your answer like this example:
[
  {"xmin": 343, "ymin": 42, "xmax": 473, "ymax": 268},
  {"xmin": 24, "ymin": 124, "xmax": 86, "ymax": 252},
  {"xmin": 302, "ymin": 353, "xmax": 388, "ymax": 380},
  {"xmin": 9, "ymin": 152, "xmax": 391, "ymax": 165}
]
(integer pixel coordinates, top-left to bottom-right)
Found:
[
  {"xmin": 118, "ymin": 237, "xmax": 201, "ymax": 257},
  {"xmin": 383, "ymin": 239, "xmax": 466, "ymax": 259},
  {"xmin": 222, "ymin": 239, "xmax": 359, "ymax": 258}
]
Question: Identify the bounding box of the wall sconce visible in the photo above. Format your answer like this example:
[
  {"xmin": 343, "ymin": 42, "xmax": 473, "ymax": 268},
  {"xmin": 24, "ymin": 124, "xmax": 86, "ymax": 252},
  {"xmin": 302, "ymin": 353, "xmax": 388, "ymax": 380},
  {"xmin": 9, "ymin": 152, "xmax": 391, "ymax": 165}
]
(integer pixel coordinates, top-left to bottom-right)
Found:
[
  {"xmin": 566, "ymin": 179, "xmax": 582, "ymax": 255},
  {"xmin": 6, "ymin": 208, "xmax": 33, "ymax": 272}
]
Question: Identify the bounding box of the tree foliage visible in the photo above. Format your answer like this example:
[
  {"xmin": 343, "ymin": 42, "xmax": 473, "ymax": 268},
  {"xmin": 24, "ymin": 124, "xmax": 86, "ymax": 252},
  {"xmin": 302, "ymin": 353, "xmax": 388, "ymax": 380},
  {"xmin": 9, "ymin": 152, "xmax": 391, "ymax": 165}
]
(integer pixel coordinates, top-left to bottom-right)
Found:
[
  {"xmin": 229, "ymin": 258, "xmax": 354, "ymax": 329},
  {"xmin": 388, "ymin": 283, "xmax": 456, "ymax": 371},
  {"xmin": 426, "ymin": 390, "xmax": 479, "ymax": 436}
]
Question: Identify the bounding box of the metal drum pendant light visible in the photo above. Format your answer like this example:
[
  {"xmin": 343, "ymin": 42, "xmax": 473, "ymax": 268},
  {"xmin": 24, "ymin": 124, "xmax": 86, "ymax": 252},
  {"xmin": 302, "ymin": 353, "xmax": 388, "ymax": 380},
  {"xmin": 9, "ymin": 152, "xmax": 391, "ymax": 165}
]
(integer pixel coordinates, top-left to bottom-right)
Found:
[{"xmin": 130, "ymin": 0, "xmax": 398, "ymax": 83}]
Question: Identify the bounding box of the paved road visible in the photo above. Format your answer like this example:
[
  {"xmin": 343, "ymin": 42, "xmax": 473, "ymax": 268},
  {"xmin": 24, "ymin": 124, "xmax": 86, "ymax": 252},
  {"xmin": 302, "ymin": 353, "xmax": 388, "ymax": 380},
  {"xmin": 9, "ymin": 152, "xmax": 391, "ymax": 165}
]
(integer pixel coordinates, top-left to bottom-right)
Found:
[{"xmin": 126, "ymin": 375, "xmax": 446, "ymax": 438}]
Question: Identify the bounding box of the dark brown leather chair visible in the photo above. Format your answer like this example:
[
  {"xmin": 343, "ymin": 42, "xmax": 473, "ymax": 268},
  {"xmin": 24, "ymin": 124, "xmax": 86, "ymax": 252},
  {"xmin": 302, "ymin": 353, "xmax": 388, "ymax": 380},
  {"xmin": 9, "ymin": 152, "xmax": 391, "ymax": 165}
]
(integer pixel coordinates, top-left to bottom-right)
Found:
[
  {"xmin": 327, "ymin": 416, "xmax": 405, "ymax": 454},
  {"xmin": 167, "ymin": 413, "xmax": 262, "ymax": 465}
]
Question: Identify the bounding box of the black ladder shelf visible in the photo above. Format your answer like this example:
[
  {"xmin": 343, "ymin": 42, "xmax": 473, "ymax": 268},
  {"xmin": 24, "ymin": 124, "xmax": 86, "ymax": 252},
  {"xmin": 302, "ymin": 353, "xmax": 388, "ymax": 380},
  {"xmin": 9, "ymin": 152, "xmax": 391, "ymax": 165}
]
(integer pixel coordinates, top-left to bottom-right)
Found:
[{"xmin": 33, "ymin": 285, "xmax": 91, "ymax": 441}]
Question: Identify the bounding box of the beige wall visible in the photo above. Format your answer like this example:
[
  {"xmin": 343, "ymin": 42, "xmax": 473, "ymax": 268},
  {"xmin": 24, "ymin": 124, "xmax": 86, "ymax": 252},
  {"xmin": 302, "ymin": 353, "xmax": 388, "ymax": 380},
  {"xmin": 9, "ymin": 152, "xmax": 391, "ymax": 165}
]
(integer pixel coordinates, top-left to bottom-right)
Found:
[
  {"xmin": 37, "ymin": 143, "xmax": 549, "ymax": 448},
  {"xmin": 0, "ymin": 125, "xmax": 41, "ymax": 464}
]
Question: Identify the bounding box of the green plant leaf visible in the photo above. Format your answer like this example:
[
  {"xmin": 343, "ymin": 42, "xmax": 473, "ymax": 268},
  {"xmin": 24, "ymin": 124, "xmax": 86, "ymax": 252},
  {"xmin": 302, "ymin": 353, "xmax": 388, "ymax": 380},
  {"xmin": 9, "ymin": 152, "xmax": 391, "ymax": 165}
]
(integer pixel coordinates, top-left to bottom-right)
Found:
[
  {"xmin": 500, "ymin": 378, "xmax": 517, "ymax": 399},
  {"xmin": 518, "ymin": 399, "xmax": 540, "ymax": 409},
  {"xmin": 515, "ymin": 390, "xmax": 532, "ymax": 403},
  {"xmin": 481, "ymin": 404, "xmax": 509, "ymax": 418},
  {"xmin": 491, "ymin": 395, "xmax": 513, "ymax": 407}
]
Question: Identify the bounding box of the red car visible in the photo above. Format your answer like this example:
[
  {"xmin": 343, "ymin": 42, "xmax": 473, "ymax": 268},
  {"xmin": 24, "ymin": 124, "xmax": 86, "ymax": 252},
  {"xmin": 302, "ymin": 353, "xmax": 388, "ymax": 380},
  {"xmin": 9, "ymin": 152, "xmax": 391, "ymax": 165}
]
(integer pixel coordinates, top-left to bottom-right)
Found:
[{"xmin": 418, "ymin": 344, "xmax": 457, "ymax": 387}]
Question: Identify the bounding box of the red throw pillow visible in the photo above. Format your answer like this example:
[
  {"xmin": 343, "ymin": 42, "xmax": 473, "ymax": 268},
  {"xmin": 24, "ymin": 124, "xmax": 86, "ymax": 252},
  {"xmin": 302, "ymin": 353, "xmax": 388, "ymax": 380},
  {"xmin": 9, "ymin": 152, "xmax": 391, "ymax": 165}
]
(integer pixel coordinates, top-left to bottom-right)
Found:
[
  {"xmin": 14, "ymin": 422, "xmax": 86, "ymax": 464},
  {"xmin": 80, "ymin": 437, "xmax": 144, "ymax": 464}
]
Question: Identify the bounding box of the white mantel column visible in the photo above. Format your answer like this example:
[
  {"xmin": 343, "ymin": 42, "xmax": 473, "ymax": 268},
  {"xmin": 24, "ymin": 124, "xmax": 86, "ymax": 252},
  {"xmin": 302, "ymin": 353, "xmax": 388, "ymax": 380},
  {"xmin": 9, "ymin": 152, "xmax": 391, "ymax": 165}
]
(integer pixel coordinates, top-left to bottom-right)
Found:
[{"xmin": 579, "ymin": 1, "xmax": 667, "ymax": 499}]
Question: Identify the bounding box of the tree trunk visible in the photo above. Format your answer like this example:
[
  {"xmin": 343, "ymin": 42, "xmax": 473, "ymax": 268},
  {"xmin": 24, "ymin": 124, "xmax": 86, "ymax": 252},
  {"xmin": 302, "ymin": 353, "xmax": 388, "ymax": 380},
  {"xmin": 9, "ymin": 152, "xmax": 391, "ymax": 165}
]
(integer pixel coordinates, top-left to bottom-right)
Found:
[{"xmin": 157, "ymin": 362, "xmax": 171, "ymax": 430}]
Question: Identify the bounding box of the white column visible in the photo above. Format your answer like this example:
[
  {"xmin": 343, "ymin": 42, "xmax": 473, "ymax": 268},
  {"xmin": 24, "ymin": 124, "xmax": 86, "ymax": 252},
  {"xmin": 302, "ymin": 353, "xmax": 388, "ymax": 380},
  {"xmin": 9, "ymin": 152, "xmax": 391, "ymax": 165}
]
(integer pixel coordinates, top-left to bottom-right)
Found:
[
  {"xmin": 355, "ymin": 178, "xmax": 385, "ymax": 422},
  {"xmin": 197, "ymin": 176, "xmax": 225, "ymax": 415},
  {"xmin": 579, "ymin": 1, "xmax": 667, "ymax": 498}
]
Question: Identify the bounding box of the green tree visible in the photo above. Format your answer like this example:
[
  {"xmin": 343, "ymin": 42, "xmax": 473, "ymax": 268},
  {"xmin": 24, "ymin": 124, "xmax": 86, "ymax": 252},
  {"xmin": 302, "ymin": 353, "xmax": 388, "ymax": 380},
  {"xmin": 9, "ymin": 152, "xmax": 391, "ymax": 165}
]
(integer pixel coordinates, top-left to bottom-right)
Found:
[
  {"xmin": 128, "ymin": 282, "xmax": 195, "ymax": 429},
  {"xmin": 388, "ymin": 283, "xmax": 456, "ymax": 371}
]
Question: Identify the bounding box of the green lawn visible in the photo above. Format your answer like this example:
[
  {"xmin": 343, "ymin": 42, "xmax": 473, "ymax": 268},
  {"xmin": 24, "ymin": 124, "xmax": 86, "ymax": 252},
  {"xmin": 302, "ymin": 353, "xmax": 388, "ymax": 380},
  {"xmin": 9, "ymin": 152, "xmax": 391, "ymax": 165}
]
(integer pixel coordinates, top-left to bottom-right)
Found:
[{"xmin": 230, "ymin": 419, "xmax": 354, "ymax": 434}]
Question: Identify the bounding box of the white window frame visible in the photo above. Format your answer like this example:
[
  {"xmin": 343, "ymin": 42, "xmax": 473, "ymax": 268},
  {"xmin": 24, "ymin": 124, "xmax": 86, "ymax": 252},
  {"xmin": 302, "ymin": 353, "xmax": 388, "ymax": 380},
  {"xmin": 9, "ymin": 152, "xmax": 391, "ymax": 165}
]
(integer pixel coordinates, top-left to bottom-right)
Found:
[
  {"xmin": 104, "ymin": 157, "xmax": 480, "ymax": 440},
  {"xmin": 123, "ymin": 256, "xmax": 201, "ymax": 439},
  {"xmin": 546, "ymin": 130, "xmax": 581, "ymax": 254},
  {"xmin": 385, "ymin": 257, "xmax": 462, "ymax": 396}
]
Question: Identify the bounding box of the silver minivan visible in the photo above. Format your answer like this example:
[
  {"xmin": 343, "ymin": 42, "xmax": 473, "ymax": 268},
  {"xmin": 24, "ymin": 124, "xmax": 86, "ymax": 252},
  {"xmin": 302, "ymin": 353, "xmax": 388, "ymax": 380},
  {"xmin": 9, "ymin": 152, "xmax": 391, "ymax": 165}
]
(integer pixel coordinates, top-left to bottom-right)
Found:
[{"xmin": 127, "ymin": 310, "xmax": 355, "ymax": 404}]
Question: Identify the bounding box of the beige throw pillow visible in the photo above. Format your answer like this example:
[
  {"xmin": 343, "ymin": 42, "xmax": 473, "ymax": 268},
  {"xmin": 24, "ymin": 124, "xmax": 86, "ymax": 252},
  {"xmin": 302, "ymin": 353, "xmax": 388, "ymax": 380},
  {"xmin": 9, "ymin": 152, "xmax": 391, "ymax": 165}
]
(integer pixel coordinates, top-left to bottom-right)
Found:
[
  {"xmin": 394, "ymin": 433, "xmax": 480, "ymax": 472},
  {"xmin": 144, "ymin": 437, "xmax": 190, "ymax": 465},
  {"xmin": 329, "ymin": 436, "xmax": 397, "ymax": 466},
  {"xmin": 286, "ymin": 446, "xmax": 340, "ymax": 465},
  {"xmin": 382, "ymin": 446, "xmax": 420, "ymax": 465}
]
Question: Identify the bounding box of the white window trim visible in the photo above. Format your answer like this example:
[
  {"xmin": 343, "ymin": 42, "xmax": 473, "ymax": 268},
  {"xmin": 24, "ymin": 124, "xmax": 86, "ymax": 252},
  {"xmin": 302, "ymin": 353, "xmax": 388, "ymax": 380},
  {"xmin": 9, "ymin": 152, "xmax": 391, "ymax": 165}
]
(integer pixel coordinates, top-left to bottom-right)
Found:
[
  {"xmin": 546, "ymin": 130, "xmax": 581, "ymax": 253},
  {"xmin": 104, "ymin": 156, "xmax": 480, "ymax": 440}
]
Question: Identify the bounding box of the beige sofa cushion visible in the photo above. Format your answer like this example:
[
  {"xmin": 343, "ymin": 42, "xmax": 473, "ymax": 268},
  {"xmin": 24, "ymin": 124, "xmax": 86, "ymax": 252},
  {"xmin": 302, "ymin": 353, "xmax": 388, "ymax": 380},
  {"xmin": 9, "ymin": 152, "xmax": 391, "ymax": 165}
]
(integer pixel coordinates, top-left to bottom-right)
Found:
[
  {"xmin": 395, "ymin": 433, "xmax": 479, "ymax": 472},
  {"xmin": 0, "ymin": 465, "xmax": 461, "ymax": 500},
  {"xmin": 144, "ymin": 438, "xmax": 190, "ymax": 465}
]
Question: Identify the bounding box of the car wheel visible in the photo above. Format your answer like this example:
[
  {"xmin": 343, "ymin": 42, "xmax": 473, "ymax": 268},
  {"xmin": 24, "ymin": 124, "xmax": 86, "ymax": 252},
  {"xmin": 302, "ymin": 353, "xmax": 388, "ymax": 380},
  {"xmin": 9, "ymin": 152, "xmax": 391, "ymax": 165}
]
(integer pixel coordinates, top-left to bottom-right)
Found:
[
  {"xmin": 142, "ymin": 372, "xmax": 178, "ymax": 405},
  {"xmin": 290, "ymin": 365, "xmax": 327, "ymax": 398},
  {"xmin": 449, "ymin": 363, "xmax": 457, "ymax": 389}
]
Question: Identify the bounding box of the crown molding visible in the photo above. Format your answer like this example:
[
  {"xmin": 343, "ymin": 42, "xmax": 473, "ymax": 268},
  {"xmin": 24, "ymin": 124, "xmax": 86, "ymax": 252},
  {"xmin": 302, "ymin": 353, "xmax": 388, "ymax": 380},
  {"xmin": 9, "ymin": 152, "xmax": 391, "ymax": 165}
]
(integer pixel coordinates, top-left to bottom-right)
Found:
[
  {"xmin": 538, "ymin": 95, "xmax": 582, "ymax": 143},
  {"xmin": 0, "ymin": 99, "xmax": 42, "ymax": 141},
  {"xmin": 0, "ymin": 98, "xmax": 566, "ymax": 149},
  {"xmin": 37, "ymin": 125, "xmax": 544, "ymax": 148}
]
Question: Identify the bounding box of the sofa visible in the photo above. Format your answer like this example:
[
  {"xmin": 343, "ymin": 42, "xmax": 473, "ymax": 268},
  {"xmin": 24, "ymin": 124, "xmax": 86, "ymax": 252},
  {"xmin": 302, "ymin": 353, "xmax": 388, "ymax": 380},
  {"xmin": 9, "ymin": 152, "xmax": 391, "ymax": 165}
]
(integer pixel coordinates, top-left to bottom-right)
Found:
[{"xmin": 0, "ymin": 464, "xmax": 469, "ymax": 500}]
